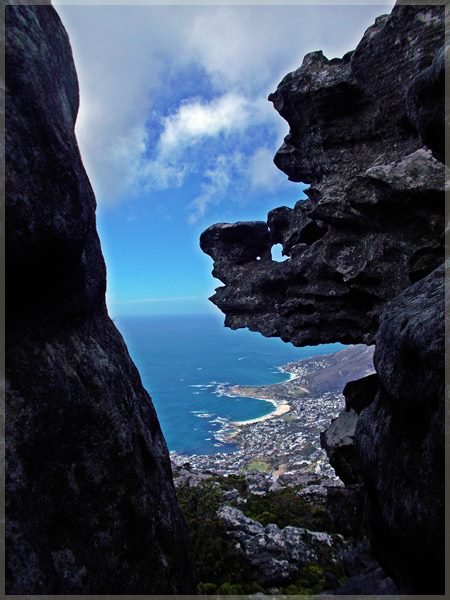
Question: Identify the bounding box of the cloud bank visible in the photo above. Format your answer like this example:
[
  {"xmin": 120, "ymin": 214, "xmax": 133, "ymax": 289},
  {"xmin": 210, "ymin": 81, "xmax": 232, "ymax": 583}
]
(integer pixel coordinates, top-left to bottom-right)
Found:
[{"xmin": 56, "ymin": 4, "xmax": 394, "ymax": 222}]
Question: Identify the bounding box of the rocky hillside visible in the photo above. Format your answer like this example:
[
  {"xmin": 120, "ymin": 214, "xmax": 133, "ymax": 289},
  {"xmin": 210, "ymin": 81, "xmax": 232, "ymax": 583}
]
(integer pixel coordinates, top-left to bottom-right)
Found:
[
  {"xmin": 6, "ymin": 5, "xmax": 196, "ymax": 594},
  {"xmin": 172, "ymin": 466, "xmax": 397, "ymax": 595},
  {"xmin": 201, "ymin": 3, "xmax": 445, "ymax": 594}
]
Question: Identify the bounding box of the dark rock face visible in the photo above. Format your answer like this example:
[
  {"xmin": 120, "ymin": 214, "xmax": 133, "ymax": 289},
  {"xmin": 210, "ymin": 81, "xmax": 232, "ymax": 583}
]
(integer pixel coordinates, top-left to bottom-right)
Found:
[
  {"xmin": 322, "ymin": 266, "xmax": 445, "ymax": 593},
  {"xmin": 320, "ymin": 409, "xmax": 360, "ymax": 485},
  {"xmin": 333, "ymin": 565, "xmax": 398, "ymax": 595},
  {"xmin": 356, "ymin": 264, "xmax": 445, "ymax": 594},
  {"xmin": 406, "ymin": 42, "xmax": 447, "ymax": 162},
  {"xmin": 333, "ymin": 538, "xmax": 398, "ymax": 595},
  {"xmin": 320, "ymin": 374, "xmax": 378, "ymax": 484},
  {"xmin": 6, "ymin": 5, "xmax": 196, "ymax": 594},
  {"xmin": 322, "ymin": 265, "xmax": 445, "ymax": 594},
  {"xmin": 201, "ymin": 3, "xmax": 445, "ymax": 594},
  {"xmin": 324, "ymin": 485, "xmax": 365, "ymax": 541},
  {"xmin": 200, "ymin": 4, "xmax": 444, "ymax": 347}
]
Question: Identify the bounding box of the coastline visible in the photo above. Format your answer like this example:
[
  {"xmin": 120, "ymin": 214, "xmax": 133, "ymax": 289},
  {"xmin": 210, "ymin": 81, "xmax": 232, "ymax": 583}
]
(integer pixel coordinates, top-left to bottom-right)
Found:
[
  {"xmin": 277, "ymin": 364, "xmax": 298, "ymax": 382},
  {"xmin": 221, "ymin": 363, "xmax": 299, "ymax": 428},
  {"xmin": 171, "ymin": 345, "xmax": 373, "ymax": 479},
  {"xmin": 231, "ymin": 401, "xmax": 291, "ymax": 426}
]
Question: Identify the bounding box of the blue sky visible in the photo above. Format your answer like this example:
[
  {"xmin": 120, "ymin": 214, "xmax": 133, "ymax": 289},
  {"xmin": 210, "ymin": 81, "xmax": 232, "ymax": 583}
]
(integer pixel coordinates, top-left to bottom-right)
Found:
[{"xmin": 54, "ymin": 3, "xmax": 394, "ymax": 316}]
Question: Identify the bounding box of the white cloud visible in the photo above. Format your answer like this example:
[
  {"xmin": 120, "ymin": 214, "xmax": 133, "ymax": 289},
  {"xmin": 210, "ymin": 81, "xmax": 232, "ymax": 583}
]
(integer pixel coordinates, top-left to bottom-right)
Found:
[
  {"xmin": 186, "ymin": 145, "xmax": 288, "ymax": 224},
  {"xmin": 139, "ymin": 159, "xmax": 188, "ymax": 190},
  {"xmin": 183, "ymin": 5, "xmax": 394, "ymax": 94},
  {"xmin": 55, "ymin": 4, "xmax": 395, "ymax": 205},
  {"xmin": 246, "ymin": 146, "xmax": 285, "ymax": 191},
  {"xmin": 56, "ymin": 5, "xmax": 196, "ymax": 203},
  {"xmin": 136, "ymin": 92, "xmax": 276, "ymax": 198},
  {"xmin": 186, "ymin": 142, "xmax": 303, "ymax": 223},
  {"xmin": 158, "ymin": 94, "xmax": 253, "ymax": 158},
  {"xmin": 187, "ymin": 154, "xmax": 237, "ymax": 225}
]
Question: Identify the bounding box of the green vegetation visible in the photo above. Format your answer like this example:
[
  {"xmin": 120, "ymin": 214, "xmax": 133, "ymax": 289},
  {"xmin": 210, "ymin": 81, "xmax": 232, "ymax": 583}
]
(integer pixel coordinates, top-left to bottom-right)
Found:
[
  {"xmin": 212, "ymin": 473, "xmax": 247, "ymax": 495},
  {"xmin": 176, "ymin": 481, "xmax": 260, "ymax": 593},
  {"xmin": 282, "ymin": 562, "xmax": 347, "ymax": 595},
  {"xmin": 241, "ymin": 486, "xmax": 333, "ymax": 531},
  {"xmin": 176, "ymin": 477, "xmax": 346, "ymax": 595},
  {"xmin": 282, "ymin": 415, "xmax": 299, "ymax": 423},
  {"xmin": 282, "ymin": 564, "xmax": 326, "ymax": 595},
  {"xmin": 244, "ymin": 459, "xmax": 271, "ymax": 473}
]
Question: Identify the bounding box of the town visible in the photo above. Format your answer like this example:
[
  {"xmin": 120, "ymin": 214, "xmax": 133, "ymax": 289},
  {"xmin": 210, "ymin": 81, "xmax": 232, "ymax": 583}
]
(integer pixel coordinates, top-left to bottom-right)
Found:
[{"xmin": 171, "ymin": 345, "xmax": 375, "ymax": 481}]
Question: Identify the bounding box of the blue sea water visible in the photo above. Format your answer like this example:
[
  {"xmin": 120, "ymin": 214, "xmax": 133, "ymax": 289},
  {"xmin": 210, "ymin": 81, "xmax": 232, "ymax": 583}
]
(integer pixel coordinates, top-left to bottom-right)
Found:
[{"xmin": 116, "ymin": 314, "xmax": 343, "ymax": 455}]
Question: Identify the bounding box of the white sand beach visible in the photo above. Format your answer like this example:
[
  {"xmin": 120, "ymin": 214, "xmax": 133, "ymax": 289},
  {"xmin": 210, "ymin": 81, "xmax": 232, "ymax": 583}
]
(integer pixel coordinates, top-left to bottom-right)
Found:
[{"xmin": 230, "ymin": 401, "xmax": 291, "ymax": 427}]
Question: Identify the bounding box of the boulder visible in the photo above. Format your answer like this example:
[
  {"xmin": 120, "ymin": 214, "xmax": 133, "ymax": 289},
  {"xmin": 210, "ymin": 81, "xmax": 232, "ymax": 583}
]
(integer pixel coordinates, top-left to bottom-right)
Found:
[
  {"xmin": 320, "ymin": 409, "xmax": 360, "ymax": 485},
  {"xmin": 218, "ymin": 506, "xmax": 347, "ymax": 586}
]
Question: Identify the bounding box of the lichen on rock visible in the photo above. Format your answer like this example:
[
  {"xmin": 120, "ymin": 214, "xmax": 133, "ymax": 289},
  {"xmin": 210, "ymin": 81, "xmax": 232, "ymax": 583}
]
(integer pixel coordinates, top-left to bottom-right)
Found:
[{"xmin": 218, "ymin": 505, "xmax": 347, "ymax": 586}]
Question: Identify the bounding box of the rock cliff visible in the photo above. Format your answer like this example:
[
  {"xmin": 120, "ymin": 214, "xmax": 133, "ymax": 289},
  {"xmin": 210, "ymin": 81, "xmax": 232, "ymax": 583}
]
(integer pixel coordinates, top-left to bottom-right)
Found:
[
  {"xmin": 200, "ymin": 5, "xmax": 445, "ymax": 348},
  {"xmin": 201, "ymin": 3, "xmax": 445, "ymax": 594},
  {"xmin": 355, "ymin": 263, "xmax": 445, "ymax": 593},
  {"xmin": 6, "ymin": 5, "xmax": 196, "ymax": 594}
]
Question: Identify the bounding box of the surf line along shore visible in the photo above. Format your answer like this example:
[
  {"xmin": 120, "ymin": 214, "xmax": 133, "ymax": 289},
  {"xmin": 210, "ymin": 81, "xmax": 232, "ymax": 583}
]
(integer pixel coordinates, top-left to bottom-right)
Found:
[
  {"xmin": 231, "ymin": 399, "xmax": 292, "ymax": 426},
  {"xmin": 221, "ymin": 364, "xmax": 307, "ymax": 427}
]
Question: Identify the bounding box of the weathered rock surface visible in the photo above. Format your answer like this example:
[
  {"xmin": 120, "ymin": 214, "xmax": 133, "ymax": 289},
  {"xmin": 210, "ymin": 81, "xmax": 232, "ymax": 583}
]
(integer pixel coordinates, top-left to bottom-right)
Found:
[
  {"xmin": 6, "ymin": 5, "xmax": 196, "ymax": 594},
  {"xmin": 332, "ymin": 566, "xmax": 398, "ymax": 595},
  {"xmin": 201, "ymin": 3, "xmax": 445, "ymax": 594},
  {"xmin": 218, "ymin": 506, "xmax": 346, "ymax": 586},
  {"xmin": 331, "ymin": 535, "xmax": 398, "ymax": 594},
  {"xmin": 320, "ymin": 409, "xmax": 359, "ymax": 485},
  {"xmin": 322, "ymin": 485, "xmax": 365, "ymax": 541},
  {"xmin": 355, "ymin": 264, "xmax": 445, "ymax": 594},
  {"xmin": 319, "ymin": 373, "xmax": 378, "ymax": 485},
  {"xmin": 406, "ymin": 42, "xmax": 448, "ymax": 162},
  {"xmin": 200, "ymin": 4, "xmax": 445, "ymax": 346},
  {"xmin": 322, "ymin": 264, "xmax": 444, "ymax": 594}
]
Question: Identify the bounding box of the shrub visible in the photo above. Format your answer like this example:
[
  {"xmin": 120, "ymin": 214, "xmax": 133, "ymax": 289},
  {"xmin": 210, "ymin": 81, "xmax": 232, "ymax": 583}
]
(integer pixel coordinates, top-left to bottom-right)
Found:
[
  {"xmin": 281, "ymin": 564, "xmax": 326, "ymax": 595},
  {"xmin": 197, "ymin": 582, "xmax": 217, "ymax": 594},
  {"xmin": 243, "ymin": 487, "xmax": 333, "ymax": 531},
  {"xmin": 220, "ymin": 474, "xmax": 247, "ymax": 495},
  {"xmin": 177, "ymin": 478, "xmax": 345, "ymax": 595},
  {"xmin": 176, "ymin": 481, "xmax": 255, "ymax": 589},
  {"xmin": 253, "ymin": 511, "xmax": 277, "ymax": 526}
]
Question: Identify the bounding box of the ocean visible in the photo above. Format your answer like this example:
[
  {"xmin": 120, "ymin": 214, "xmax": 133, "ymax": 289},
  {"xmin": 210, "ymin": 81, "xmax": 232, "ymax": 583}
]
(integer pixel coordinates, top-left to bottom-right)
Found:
[{"xmin": 116, "ymin": 314, "xmax": 343, "ymax": 455}]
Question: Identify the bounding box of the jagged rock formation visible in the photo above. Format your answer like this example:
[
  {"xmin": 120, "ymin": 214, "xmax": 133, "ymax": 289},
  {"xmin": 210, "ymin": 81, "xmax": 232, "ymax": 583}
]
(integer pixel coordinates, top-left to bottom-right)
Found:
[
  {"xmin": 200, "ymin": 5, "xmax": 445, "ymax": 347},
  {"xmin": 6, "ymin": 5, "xmax": 196, "ymax": 594},
  {"xmin": 201, "ymin": 3, "xmax": 445, "ymax": 594},
  {"xmin": 218, "ymin": 506, "xmax": 346, "ymax": 586}
]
